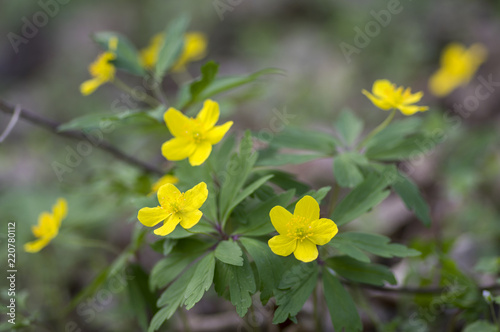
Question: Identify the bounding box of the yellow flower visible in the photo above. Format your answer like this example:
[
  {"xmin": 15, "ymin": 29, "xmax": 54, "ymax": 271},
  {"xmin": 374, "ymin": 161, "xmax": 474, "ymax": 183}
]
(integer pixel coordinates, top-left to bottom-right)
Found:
[
  {"xmin": 80, "ymin": 37, "xmax": 118, "ymax": 96},
  {"xmin": 268, "ymin": 195, "xmax": 338, "ymax": 263},
  {"xmin": 25, "ymin": 198, "xmax": 67, "ymax": 253},
  {"xmin": 429, "ymin": 43, "xmax": 487, "ymax": 97},
  {"xmin": 362, "ymin": 79, "xmax": 429, "ymax": 116},
  {"xmin": 138, "ymin": 182, "xmax": 208, "ymax": 236},
  {"xmin": 151, "ymin": 174, "xmax": 179, "ymax": 194},
  {"xmin": 162, "ymin": 99, "xmax": 233, "ymax": 166},
  {"xmin": 140, "ymin": 32, "xmax": 207, "ymax": 72}
]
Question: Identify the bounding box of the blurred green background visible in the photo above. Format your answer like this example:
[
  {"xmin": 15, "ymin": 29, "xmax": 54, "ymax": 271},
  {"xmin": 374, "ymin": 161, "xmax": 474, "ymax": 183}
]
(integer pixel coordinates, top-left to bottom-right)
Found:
[{"xmin": 1, "ymin": 0, "xmax": 500, "ymax": 331}]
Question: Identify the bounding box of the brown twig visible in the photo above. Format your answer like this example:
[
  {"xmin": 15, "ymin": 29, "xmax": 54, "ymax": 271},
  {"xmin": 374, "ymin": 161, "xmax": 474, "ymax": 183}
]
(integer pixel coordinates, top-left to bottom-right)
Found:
[{"xmin": 0, "ymin": 99, "xmax": 163, "ymax": 175}]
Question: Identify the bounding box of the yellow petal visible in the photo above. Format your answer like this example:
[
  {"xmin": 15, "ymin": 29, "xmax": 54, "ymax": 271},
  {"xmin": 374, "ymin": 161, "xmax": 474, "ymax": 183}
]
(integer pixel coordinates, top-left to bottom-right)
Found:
[
  {"xmin": 372, "ymin": 79, "xmax": 394, "ymax": 98},
  {"xmin": 157, "ymin": 183, "xmax": 182, "ymax": 208},
  {"xmin": 294, "ymin": 195, "xmax": 320, "ymax": 222},
  {"xmin": 162, "ymin": 137, "xmax": 197, "ymax": 161},
  {"xmin": 398, "ymin": 105, "xmax": 428, "ymax": 116},
  {"xmin": 164, "ymin": 108, "xmax": 191, "ymax": 138},
  {"xmin": 80, "ymin": 78, "xmax": 103, "ymax": 96},
  {"xmin": 32, "ymin": 212, "xmax": 53, "ymax": 238},
  {"xmin": 154, "ymin": 214, "xmax": 182, "ymax": 236},
  {"xmin": 269, "ymin": 205, "xmax": 292, "ymax": 235},
  {"xmin": 52, "ymin": 198, "xmax": 68, "ymax": 227},
  {"xmin": 171, "ymin": 32, "xmax": 207, "ymax": 72},
  {"xmin": 362, "ymin": 90, "xmax": 393, "ymax": 110},
  {"xmin": 428, "ymin": 70, "xmax": 456, "ymax": 97},
  {"xmin": 293, "ymin": 239, "xmax": 318, "ymax": 262},
  {"xmin": 402, "ymin": 90, "xmax": 423, "ymax": 105},
  {"xmin": 268, "ymin": 235, "xmax": 297, "ymax": 257},
  {"xmin": 308, "ymin": 218, "xmax": 338, "ymax": 245},
  {"xmin": 206, "ymin": 121, "xmax": 233, "ymax": 145},
  {"xmin": 183, "ymin": 182, "xmax": 208, "ymax": 210},
  {"xmin": 24, "ymin": 237, "xmax": 51, "ymax": 253},
  {"xmin": 180, "ymin": 210, "xmax": 203, "ymax": 229},
  {"xmin": 151, "ymin": 175, "xmax": 179, "ymax": 193},
  {"xmin": 188, "ymin": 142, "xmax": 212, "ymax": 166},
  {"xmin": 137, "ymin": 206, "xmax": 170, "ymax": 227},
  {"xmin": 196, "ymin": 99, "xmax": 219, "ymax": 129}
]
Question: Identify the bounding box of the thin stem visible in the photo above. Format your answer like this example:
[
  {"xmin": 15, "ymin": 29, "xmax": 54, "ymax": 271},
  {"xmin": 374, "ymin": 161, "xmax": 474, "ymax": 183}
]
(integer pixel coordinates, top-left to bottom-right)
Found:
[
  {"xmin": 178, "ymin": 308, "xmax": 191, "ymax": 332},
  {"xmin": 313, "ymin": 285, "xmax": 322, "ymax": 331},
  {"xmin": 113, "ymin": 78, "xmax": 161, "ymax": 108},
  {"xmin": 0, "ymin": 103, "xmax": 21, "ymax": 142},
  {"xmin": 357, "ymin": 108, "xmax": 396, "ymax": 149},
  {"xmin": 342, "ymin": 280, "xmax": 500, "ymax": 294},
  {"xmin": 0, "ymin": 100, "xmax": 163, "ymax": 175},
  {"xmin": 152, "ymin": 83, "xmax": 168, "ymax": 106},
  {"xmin": 326, "ymin": 182, "xmax": 341, "ymax": 217},
  {"xmin": 489, "ymin": 301, "xmax": 499, "ymax": 327}
]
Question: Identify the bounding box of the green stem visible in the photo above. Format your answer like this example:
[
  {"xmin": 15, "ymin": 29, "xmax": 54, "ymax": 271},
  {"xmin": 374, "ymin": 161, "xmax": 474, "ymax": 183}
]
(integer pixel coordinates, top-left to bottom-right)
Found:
[
  {"xmin": 326, "ymin": 182, "xmax": 341, "ymax": 218},
  {"xmin": 112, "ymin": 78, "xmax": 161, "ymax": 108},
  {"xmin": 152, "ymin": 83, "xmax": 168, "ymax": 106},
  {"xmin": 178, "ymin": 308, "xmax": 191, "ymax": 332},
  {"xmin": 357, "ymin": 108, "xmax": 396, "ymax": 149},
  {"xmin": 489, "ymin": 301, "xmax": 499, "ymax": 327}
]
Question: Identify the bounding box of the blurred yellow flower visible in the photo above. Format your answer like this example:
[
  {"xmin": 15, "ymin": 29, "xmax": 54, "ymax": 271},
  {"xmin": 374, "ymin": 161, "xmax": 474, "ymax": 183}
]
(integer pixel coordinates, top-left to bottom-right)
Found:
[
  {"xmin": 80, "ymin": 37, "xmax": 118, "ymax": 96},
  {"xmin": 362, "ymin": 79, "xmax": 429, "ymax": 116},
  {"xmin": 140, "ymin": 32, "xmax": 207, "ymax": 72},
  {"xmin": 151, "ymin": 174, "xmax": 179, "ymax": 194},
  {"xmin": 268, "ymin": 195, "xmax": 338, "ymax": 263},
  {"xmin": 429, "ymin": 43, "xmax": 487, "ymax": 97},
  {"xmin": 138, "ymin": 182, "xmax": 208, "ymax": 236},
  {"xmin": 25, "ymin": 198, "xmax": 67, "ymax": 253},
  {"xmin": 162, "ymin": 99, "xmax": 233, "ymax": 166}
]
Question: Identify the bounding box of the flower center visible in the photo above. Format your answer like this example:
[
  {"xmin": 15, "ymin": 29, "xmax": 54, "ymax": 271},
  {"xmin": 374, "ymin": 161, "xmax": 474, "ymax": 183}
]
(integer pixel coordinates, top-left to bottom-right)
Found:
[
  {"xmin": 286, "ymin": 215, "xmax": 313, "ymax": 241},
  {"xmin": 168, "ymin": 194, "xmax": 185, "ymax": 213},
  {"xmin": 192, "ymin": 131, "xmax": 204, "ymax": 143}
]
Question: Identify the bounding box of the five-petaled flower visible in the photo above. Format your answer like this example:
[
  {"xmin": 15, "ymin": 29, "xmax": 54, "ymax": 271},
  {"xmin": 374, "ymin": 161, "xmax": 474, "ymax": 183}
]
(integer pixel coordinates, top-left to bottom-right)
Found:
[
  {"xmin": 140, "ymin": 32, "xmax": 207, "ymax": 72},
  {"xmin": 162, "ymin": 99, "xmax": 233, "ymax": 166},
  {"xmin": 429, "ymin": 43, "xmax": 487, "ymax": 97},
  {"xmin": 268, "ymin": 195, "xmax": 338, "ymax": 263},
  {"xmin": 362, "ymin": 79, "xmax": 429, "ymax": 116},
  {"xmin": 138, "ymin": 182, "xmax": 208, "ymax": 236},
  {"xmin": 150, "ymin": 174, "xmax": 179, "ymax": 194},
  {"xmin": 25, "ymin": 198, "xmax": 67, "ymax": 253},
  {"xmin": 80, "ymin": 37, "xmax": 118, "ymax": 96}
]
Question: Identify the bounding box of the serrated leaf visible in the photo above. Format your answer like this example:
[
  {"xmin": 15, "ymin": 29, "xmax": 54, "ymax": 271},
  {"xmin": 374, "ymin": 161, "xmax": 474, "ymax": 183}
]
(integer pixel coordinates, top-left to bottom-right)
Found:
[
  {"xmin": 463, "ymin": 321, "xmax": 498, "ymax": 332},
  {"xmin": 214, "ymin": 254, "xmax": 257, "ymax": 317},
  {"xmin": 215, "ymin": 240, "xmax": 243, "ymax": 266},
  {"xmin": 127, "ymin": 264, "xmax": 157, "ymax": 331},
  {"xmin": 331, "ymin": 173, "xmax": 391, "ymax": 226},
  {"xmin": 333, "ymin": 232, "xmax": 420, "ymax": 259},
  {"xmin": 93, "ymin": 32, "xmax": 146, "ymax": 76},
  {"xmin": 323, "ymin": 268, "xmax": 363, "ymax": 332},
  {"xmin": 330, "ymin": 239, "xmax": 371, "ymax": 263},
  {"xmin": 184, "ymin": 253, "xmax": 215, "ymax": 309},
  {"xmin": 257, "ymin": 152, "xmax": 326, "ymax": 167},
  {"xmin": 302, "ymin": 186, "xmax": 332, "ymax": 204},
  {"xmin": 268, "ymin": 126, "xmax": 338, "ymax": 154},
  {"xmin": 154, "ymin": 16, "xmax": 189, "ymax": 81},
  {"xmin": 326, "ymin": 256, "xmax": 396, "ymax": 286},
  {"xmin": 335, "ymin": 108, "xmax": 363, "ymax": 146},
  {"xmin": 391, "ymin": 173, "xmax": 432, "ymax": 226},
  {"xmin": 240, "ymin": 237, "xmax": 295, "ymax": 303},
  {"xmin": 333, "ymin": 153, "xmax": 365, "ymax": 188},
  {"xmin": 273, "ymin": 263, "xmax": 318, "ymax": 324}
]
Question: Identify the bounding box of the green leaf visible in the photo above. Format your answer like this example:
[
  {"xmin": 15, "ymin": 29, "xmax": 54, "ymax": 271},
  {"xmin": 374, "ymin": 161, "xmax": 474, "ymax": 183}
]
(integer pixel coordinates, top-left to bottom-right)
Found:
[
  {"xmin": 331, "ymin": 173, "xmax": 391, "ymax": 226},
  {"xmin": 323, "ymin": 268, "xmax": 363, "ymax": 332},
  {"xmin": 333, "ymin": 153, "xmax": 366, "ymax": 188},
  {"xmin": 190, "ymin": 61, "xmax": 219, "ymax": 98},
  {"xmin": 463, "ymin": 321, "xmax": 498, "ymax": 332},
  {"xmin": 214, "ymin": 254, "xmax": 257, "ymax": 317},
  {"xmin": 154, "ymin": 16, "xmax": 189, "ymax": 81},
  {"xmin": 184, "ymin": 253, "xmax": 216, "ymax": 309},
  {"xmin": 127, "ymin": 264, "xmax": 157, "ymax": 331},
  {"xmin": 366, "ymin": 133, "xmax": 437, "ymax": 161},
  {"xmin": 57, "ymin": 110, "xmax": 159, "ymax": 132},
  {"xmin": 273, "ymin": 263, "xmax": 318, "ymax": 324},
  {"xmin": 150, "ymin": 253, "xmax": 195, "ymax": 290},
  {"xmin": 326, "ymin": 256, "xmax": 396, "ymax": 286},
  {"xmin": 240, "ymin": 237, "xmax": 295, "ymax": 303},
  {"xmin": 215, "ymin": 240, "xmax": 243, "ymax": 266},
  {"xmin": 364, "ymin": 117, "xmax": 423, "ymax": 150},
  {"xmin": 267, "ymin": 126, "xmax": 338, "ymax": 154},
  {"xmin": 302, "ymin": 186, "xmax": 332, "ymax": 203},
  {"xmin": 257, "ymin": 152, "xmax": 327, "ymax": 167},
  {"xmin": 474, "ymin": 256, "xmax": 500, "ymax": 274},
  {"xmin": 219, "ymin": 131, "xmax": 258, "ymax": 224},
  {"xmin": 335, "ymin": 108, "xmax": 363, "ymax": 147},
  {"xmin": 264, "ymin": 169, "xmax": 310, "ymax": 195},
  {"xmin": 333, "ymin": 232, "xmax": 420, "ymax": 259},
  {"xmin": 330, "ymin": 239, "xmax": 371, "ymax": 263},
  {"xmin": 235, "ymin": 189, "xmax": 295, "ymax": 236},
  {"xmin": 150, "ymin": 264, "xmax": 197, "ymax": 332},
  {"xmin": 93, "ymin": 32, "xmax": 146, "ymax": 76},
  {"xmin": 392, "ymin": 173, "xmax": 432, "ymax": 226}
]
